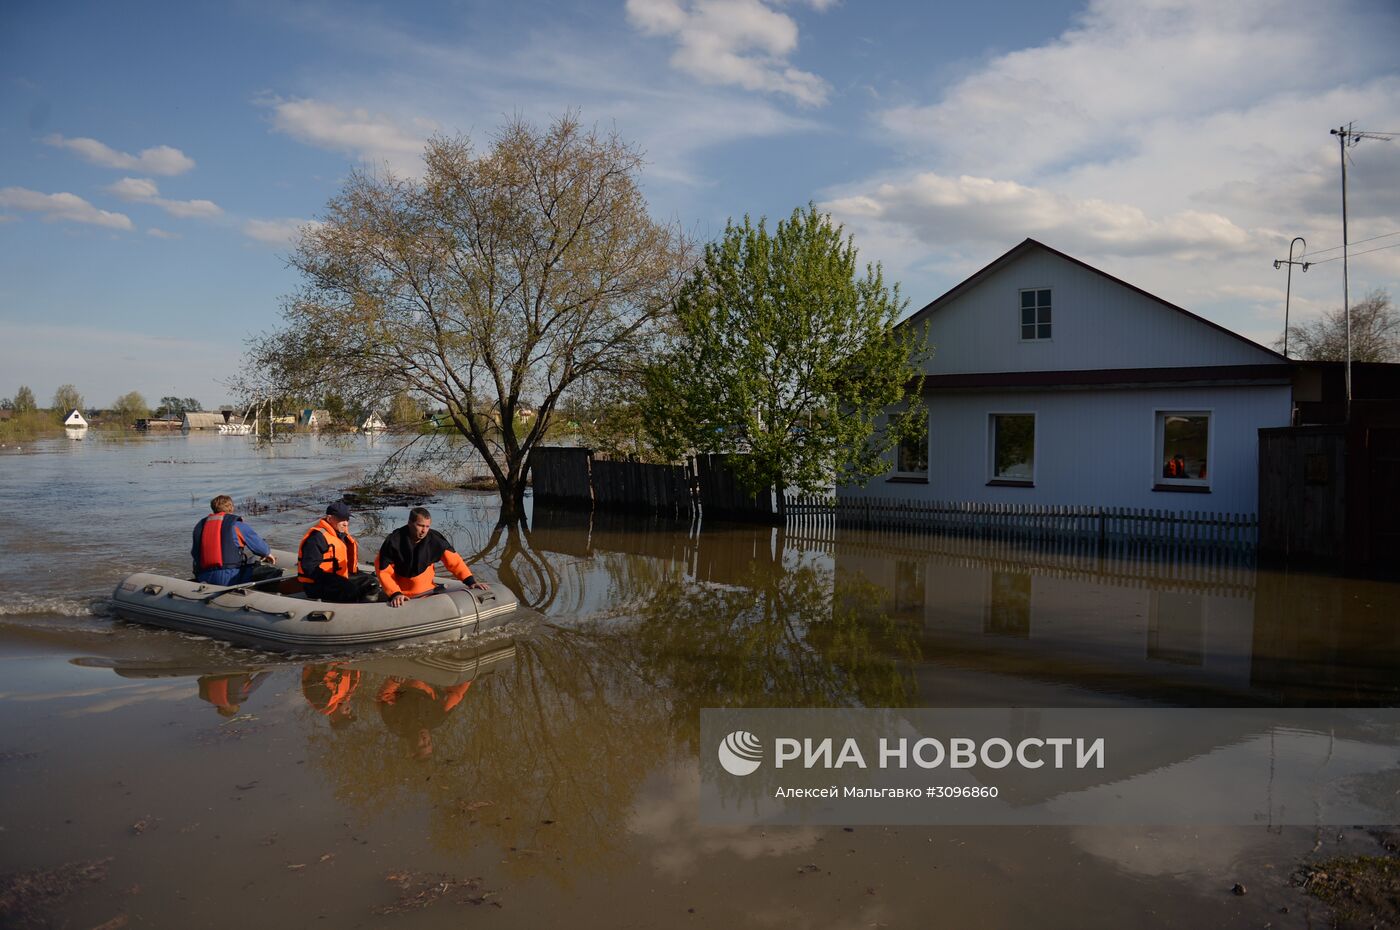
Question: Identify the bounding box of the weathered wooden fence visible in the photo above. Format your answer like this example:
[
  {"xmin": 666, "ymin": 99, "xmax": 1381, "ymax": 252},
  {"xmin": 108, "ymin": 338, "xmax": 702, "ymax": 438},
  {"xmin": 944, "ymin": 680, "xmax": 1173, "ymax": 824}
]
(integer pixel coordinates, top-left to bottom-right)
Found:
[
  {"xmin": 530, "ymin": 446, "xmax": 695, "ymax": 517},
  {"xmin": 591, "ymin": 455, "xmax": 693, "ymax": 515},
  {"xmin": 530, "ymin": 447, "xmax": 594, "ymax": 508},
  {"xmin": 785, "ymin": 494, "xmax": 1258, "ymax": 558},
  {"xmin": 693, "ymin": 453, "xmax": 775, "ymax": 523}
]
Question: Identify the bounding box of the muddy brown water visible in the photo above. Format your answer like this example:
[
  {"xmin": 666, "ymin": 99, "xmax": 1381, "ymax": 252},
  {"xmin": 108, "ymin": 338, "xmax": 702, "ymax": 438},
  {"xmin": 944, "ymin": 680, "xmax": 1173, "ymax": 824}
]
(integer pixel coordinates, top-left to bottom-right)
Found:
[{"xmin": 2, "ymin": 433, "xmax": 1398, "ymax": 927}]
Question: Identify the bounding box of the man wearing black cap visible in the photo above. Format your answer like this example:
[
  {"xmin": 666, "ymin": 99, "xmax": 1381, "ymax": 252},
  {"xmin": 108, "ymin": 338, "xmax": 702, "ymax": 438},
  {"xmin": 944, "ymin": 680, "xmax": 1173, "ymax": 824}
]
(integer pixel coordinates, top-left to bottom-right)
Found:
[{"xmin": 297, "ymin": 501, "xmax": 378, "ymax": 602}]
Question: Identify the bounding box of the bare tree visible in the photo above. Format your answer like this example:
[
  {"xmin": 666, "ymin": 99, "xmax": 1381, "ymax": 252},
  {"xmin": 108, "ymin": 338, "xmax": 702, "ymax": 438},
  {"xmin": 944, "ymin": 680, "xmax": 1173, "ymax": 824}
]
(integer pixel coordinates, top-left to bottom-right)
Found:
[
  {"xmin": 249, "ymin": 115, "xmax": 691, "ymax": 521},
  {"xmin": 1277, "ymin": 289, "xmax": 1399, "ymax": 362},
  {"xmin": 52, "ymin": 383, "xmax": 83, "ymax": 416}
]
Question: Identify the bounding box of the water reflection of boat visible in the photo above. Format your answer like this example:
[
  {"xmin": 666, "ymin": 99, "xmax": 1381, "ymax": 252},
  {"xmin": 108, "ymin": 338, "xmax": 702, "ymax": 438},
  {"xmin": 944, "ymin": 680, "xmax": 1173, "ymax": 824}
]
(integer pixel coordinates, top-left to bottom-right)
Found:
[
  {"xmin": 74, "ymin": 637, "xmax": 516, "ymax": 680},
  {"xmin": 109, "ymin": 556, "xmax": 520, "ymax": 653}
]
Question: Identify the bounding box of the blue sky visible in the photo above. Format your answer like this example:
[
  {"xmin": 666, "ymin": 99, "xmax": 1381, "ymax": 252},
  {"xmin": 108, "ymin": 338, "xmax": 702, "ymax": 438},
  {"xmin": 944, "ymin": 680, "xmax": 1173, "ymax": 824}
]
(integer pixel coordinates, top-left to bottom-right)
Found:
[{"xmin": 2, "ymin": 0, "xmax": 1398, "ymax": 407}]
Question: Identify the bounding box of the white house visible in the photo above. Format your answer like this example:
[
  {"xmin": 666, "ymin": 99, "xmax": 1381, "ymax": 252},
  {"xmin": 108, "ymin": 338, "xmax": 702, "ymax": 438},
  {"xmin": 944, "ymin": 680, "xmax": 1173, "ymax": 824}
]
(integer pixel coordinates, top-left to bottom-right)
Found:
[
  {"xmin": 62, "ymin": 408, "xmax": 88, "ymax": 428},
  {"xmin": 359, "ymin": 413, "xmax": 387, "ymax": 432},
  {"xmin": 840, "ymin": 239, "xmax": 1292, "ymax": 516},
  {"xmin": 301, "ymin": 408, "xmax": 333, "ymax": 430}
]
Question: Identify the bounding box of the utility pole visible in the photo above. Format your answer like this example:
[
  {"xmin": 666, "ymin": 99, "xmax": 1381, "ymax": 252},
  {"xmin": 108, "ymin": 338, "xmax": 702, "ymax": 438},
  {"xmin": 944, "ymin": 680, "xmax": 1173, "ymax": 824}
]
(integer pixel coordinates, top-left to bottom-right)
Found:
[
  {"xmin": 1330, "ymin": 124, "xmax": 1394, "ymax": 421},
  {"xmin": 1272, "ymin": 237, "xmax": 1307, "ymax": 358}
]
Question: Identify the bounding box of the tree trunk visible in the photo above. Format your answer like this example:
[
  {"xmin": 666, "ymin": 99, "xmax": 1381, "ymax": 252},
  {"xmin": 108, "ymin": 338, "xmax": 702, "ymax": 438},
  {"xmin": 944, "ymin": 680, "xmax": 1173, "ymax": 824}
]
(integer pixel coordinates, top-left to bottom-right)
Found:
[{"xmin": 497, "ymin": 477, "xmax": 528, "ymax": 526}]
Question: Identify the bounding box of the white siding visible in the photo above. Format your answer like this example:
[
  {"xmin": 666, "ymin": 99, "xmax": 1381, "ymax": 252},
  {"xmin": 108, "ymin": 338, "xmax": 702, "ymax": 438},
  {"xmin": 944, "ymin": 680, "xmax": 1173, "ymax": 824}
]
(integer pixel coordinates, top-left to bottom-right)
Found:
[
  {"xmin": 917, "ymin": 250, "xmax": 1280, "ymax": 375},
  {"xmin": 842, "ymin": 383, "xmax": 1291, "ymax": 513}
]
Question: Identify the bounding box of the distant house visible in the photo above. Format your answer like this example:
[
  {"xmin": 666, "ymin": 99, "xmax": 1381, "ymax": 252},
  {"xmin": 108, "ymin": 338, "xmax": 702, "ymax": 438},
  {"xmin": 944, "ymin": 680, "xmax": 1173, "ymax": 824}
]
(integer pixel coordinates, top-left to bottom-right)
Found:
[
  {"xmin": 359, "ymin": 413, "xmax": 387, "ymax": 432},
  {"xmin": 136, "ymin": 416, "xmax": 182, "ymax": 430},
  {"xmin": 63, "ymin": 409, "xmax": 88, "ymax": 428},
  {"xmin": 301, "ymin": 409, "xmax": 334, "ymax": 430},
  {"xmin": 839, "ymin": 239, "xmax": 1292, "ymax": 516},
  {"xmin": 183, "ymin": 411, "xmax": 228, "ymax": 430}
]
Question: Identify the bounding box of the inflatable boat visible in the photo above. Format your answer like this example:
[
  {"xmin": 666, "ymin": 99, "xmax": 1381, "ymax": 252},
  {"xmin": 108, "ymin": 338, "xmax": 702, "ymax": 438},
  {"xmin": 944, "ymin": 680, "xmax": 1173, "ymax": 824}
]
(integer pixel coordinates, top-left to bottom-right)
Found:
[{"xmin": 109, "ymin": 549, "xmax": 520, "ymax": 654}]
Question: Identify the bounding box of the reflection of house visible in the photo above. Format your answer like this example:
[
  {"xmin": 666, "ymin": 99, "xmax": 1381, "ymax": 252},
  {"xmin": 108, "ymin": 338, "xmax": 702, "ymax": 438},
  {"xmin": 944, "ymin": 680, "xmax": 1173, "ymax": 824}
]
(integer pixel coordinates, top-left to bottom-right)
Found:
[
  {"xmin": 63, "ymin": 408, "xmax": 88, "ymax": 427},
  {"xmin": 829, "ymin": 530, "xmax": 1259, "ymax": 703},
  {"xmin": 841, "ymin": 239, "xmax": 1291, "ymax": 516}
]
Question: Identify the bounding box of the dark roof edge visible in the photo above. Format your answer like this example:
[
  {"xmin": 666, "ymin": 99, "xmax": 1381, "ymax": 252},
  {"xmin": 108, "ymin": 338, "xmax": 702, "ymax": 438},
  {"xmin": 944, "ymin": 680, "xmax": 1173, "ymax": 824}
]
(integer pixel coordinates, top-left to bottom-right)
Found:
[
  {"xmin": 919, "ymin": 364, "xmax": 1293, "ymax": 391},
  {"xmin": 900, "ymin": 238, "xmax": 1289, "ymax": 363}
]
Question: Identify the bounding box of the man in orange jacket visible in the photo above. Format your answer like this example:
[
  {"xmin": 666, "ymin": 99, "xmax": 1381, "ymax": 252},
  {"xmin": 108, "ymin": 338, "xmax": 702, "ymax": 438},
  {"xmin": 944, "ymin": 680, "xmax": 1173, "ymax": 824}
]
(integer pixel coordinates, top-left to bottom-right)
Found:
[
  {"xmin": 375, "ymin": 507, "xmax": 488, "ymax": 608},
  {"xmin": 298, "ymin": 501, "xmax": 378, "ymax": 602}
]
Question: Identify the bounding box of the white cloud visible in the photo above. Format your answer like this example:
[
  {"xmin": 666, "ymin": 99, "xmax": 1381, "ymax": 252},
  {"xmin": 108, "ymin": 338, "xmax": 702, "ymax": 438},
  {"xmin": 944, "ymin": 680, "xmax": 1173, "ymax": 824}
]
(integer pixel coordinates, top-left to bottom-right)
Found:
[
  {"xmin": 824, "ymin": 172, "xmax": 1255, "ymax": 259},
  {"xmin": 146, "ymin": 227, "xmax": 180, "ymax": 239},
  {"xmin": 242, "ymin": 217, "xmax": 321, "ymax": 247},
  {"xmin": 43, "ymin": 134, "xmax": 195, "ymax": 175},
  {"xmin": 873, "ymin": 0, "xmax": 1387, "ymax": 181},
  {"xmin": 822, "ymin": 0, "xmax": 1400, "ymax": 342},
  {"xmin": 105, "ymin": 177, "xmax": 222, "ymax": 219},
  {"xmin": 625, "ymin": 0, "xmax": 830, "ymax": 106},
  {"xmin": 0, "ymin": 187, "xmax": 133, "ymax": 230},
  {"xmin": 262, "ymin": 97, "xmax": 435, "ymax": 175},
  {"xmin": 107, "ymin": 177, "xmax": 159, "ymax": 200}
]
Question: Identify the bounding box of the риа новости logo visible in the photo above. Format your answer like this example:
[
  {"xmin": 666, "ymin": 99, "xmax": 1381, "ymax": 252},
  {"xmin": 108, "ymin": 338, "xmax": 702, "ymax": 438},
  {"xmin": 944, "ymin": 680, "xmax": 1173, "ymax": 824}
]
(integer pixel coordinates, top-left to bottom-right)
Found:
[{"xmin": 718, "ymin": 730, "xmax": 763, "ymax": 776}]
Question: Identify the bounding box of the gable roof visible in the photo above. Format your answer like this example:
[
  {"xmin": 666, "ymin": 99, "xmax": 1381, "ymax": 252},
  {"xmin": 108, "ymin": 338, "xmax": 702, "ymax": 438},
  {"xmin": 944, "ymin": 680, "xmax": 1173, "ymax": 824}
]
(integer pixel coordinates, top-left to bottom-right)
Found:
[
  {"xmin": 902, "ymin": 238, "xmax": 1288, "ymax": 363},
  {"xmin": 182, "ymin": 412, "xmax": 227, "ymax": 429}
]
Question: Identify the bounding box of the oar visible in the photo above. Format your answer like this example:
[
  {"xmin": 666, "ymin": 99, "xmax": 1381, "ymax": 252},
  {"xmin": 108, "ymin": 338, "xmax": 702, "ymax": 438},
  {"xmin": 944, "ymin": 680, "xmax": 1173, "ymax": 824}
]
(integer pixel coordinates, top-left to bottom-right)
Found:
[{"xmin": 197, "ymin": 571, "xmax": 284, "ymax": 603}]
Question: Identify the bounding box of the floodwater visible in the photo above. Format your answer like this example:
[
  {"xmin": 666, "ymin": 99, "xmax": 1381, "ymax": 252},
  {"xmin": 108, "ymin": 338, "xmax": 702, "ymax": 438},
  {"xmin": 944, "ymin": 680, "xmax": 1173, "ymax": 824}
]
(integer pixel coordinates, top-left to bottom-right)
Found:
[{"xmin": 2, "ymin": 432, "xmax": 1399, "ymax": 928}]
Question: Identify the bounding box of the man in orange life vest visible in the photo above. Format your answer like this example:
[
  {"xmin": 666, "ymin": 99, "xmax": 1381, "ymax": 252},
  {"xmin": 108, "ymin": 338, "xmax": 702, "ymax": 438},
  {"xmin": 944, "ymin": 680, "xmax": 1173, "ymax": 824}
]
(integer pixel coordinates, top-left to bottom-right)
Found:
[
  {"xmin": 192, "ymin": 495, "xmax": 276, "ymax": 586},
  {"xmin": 376, "ymin": 507, "xmax": 488, "ymax": 608},
  {"xmin": 298, "ymin": 501, "xmax": 378, "ymax": 602}
]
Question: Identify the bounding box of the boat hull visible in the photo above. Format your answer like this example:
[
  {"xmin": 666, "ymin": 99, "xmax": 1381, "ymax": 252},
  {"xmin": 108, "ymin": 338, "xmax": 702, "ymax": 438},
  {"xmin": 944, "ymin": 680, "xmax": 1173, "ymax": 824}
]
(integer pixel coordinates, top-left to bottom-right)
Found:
[{"xmin": 110, "ymin": 572, "xmax": 520, "ymax": 654}]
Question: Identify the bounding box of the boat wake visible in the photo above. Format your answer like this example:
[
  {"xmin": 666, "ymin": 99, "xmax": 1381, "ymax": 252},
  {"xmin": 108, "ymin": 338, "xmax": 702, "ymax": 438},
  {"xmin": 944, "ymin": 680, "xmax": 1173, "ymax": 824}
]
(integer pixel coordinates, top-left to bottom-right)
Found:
[{"xmin": 0, "ymin": 594, "xmax": 111, "ymax": 618}]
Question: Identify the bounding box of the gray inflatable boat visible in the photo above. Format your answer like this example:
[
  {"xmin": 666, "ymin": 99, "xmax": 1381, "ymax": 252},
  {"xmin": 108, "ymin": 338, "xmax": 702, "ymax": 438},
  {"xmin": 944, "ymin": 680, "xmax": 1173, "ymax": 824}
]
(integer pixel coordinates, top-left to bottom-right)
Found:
[{"xmin": 110, "ymin": 549, "xmax": 519, "ymax": 653}]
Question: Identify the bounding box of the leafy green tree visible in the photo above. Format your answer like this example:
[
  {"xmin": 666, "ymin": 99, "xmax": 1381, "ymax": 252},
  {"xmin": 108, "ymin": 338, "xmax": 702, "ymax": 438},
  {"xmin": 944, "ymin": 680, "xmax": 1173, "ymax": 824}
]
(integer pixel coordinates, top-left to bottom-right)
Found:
[
  {"xmin": 643, "ymin": 205, "xmax": 929, "ymax": 511},
  {"xmin": 52, "ymin": 383, "xmax": 83, "ymax": 417},
  {"xmin": 12, "ymin": 386, "xmax": 36, "ymax": 414},
  {"xmin": 248, "ymin": 114, "xmax": 690, "ymax": 522},
  {"xmin": 155, "ymin": 396, "xmax": 202, "ymax": 417},
  {"xmin": 110, "ymin": 391, "xmax": 150, "ymax": 426},
  {"xmin": 387, "ymin": 390, "xmax": 425, "ymax": 427}
]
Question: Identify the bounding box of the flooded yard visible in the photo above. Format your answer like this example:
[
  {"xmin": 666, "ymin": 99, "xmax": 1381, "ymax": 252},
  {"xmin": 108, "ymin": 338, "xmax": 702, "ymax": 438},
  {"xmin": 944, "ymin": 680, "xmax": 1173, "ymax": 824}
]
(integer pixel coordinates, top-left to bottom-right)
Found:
[{"xmin": 2, "ymin": 433, "xmax": 1398, "ymax": 927}]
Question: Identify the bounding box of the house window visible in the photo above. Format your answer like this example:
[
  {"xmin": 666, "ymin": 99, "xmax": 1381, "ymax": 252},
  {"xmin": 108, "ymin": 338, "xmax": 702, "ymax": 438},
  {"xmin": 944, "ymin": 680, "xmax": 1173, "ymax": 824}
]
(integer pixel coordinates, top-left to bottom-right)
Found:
[
  {"xmin": 1155, "ymin": 411, "xmax": 1210, "ymax": 491},
  {"xmin": 1020, "ymin": 288, "xmax": 1051, "ymax": 340},
  {"xmin": 895, "ymin": 411, "xmax": 929, "ymax": 477},
  {"xmin": 989, "ymin": 413, "xmax": 1035, "ymax": 485}
]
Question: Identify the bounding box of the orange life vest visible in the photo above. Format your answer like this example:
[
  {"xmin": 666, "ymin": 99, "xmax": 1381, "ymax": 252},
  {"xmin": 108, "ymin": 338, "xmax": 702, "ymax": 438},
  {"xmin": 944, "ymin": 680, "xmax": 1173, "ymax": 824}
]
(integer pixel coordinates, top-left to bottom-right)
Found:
[
  {"xmin": 297, "ymin": 519, "xmax": 359, "ymax": 583},
  {"xmin": 194, "ymin": 513, "xmax": 246, "ymax": 571},
  {"xmin": 376, "ymin": 678, "xmax": 472, "ymax": 712},
  {"xmin": 301, "ymin": 665, "xmax": 361, "ymax": 715}
]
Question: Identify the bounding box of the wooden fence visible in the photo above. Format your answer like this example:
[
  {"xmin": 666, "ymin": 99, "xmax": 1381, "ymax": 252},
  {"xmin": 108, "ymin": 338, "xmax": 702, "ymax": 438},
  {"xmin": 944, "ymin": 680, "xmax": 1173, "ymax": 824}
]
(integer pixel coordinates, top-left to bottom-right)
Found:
[
  {"xmin": 591, "ymin": 455, "xmax": 693, "ymax": 516},
  {"xmin": 530, "ymin": 447, "xmax": 593, "ymax": 508},
  {"xmin": 530, "ymin": 446, "xmax": 695, "ymax": 517},
  {"xmin": 693, "ymin": 453, "xmax": 775, "ymax": 523},
  {"xmin": 785, "ymin": 494, "xmax": 1258, "ymax": 556}
]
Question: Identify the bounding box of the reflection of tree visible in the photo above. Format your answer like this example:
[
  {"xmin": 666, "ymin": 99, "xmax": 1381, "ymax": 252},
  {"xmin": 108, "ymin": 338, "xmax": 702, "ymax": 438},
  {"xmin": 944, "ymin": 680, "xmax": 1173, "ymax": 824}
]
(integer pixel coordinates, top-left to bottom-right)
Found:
[
  {"xmin": 626, "ymin": 557, "xmax": 921, "ymax": 747},
  {"xmin": 302, "ymin": 631, "xmax": 674, "ymax": 883},
  {"xmin": 300, "ymin": 517, "xmax": 919, "ymax": 882},
  {"xmin": 462, "ymin": 518, "xmax": 561, "ymax": 612}
]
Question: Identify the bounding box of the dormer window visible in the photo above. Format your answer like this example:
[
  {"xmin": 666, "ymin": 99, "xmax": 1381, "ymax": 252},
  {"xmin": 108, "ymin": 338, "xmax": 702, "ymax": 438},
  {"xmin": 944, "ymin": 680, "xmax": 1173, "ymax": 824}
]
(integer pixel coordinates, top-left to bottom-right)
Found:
[{"xmin": 1020, "ymin": 288, "xmax": 1051, "ymax": 340}]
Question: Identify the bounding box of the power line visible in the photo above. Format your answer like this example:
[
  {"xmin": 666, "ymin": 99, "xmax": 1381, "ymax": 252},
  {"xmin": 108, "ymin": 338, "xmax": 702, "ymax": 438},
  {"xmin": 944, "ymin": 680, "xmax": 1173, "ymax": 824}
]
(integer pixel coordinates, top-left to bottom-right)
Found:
[
  {"xmin": 1302, "ymin": 240, "xmax": 1400, "ymax": 266},
  {"xmin": 1299, "ymin": 230, "xmax": 1400, "ymax": 259}
]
